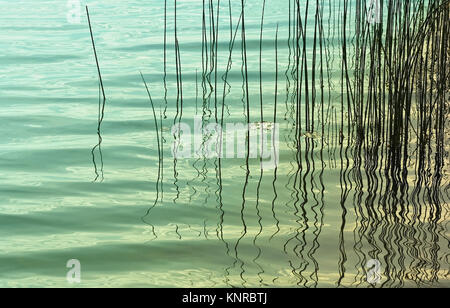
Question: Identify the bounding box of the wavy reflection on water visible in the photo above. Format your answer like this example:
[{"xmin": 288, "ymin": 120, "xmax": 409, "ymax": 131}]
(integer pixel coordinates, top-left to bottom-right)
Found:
[
  {"xmin": 1, "ymin": 0, "xmax": 447, "ymax": 288},
  {"xmin": 127, "ymin": 0, "xmax": 449, "ymax": 288}
]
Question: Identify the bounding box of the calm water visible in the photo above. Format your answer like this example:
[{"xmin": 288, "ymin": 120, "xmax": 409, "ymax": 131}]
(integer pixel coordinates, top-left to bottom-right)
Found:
[{"xmin": 0, "ymin": 0, "xmax": 448, "ymax": 287}]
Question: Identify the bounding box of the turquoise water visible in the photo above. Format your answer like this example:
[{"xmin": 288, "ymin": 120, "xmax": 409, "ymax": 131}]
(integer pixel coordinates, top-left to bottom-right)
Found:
[{"xmin": 0, "ymin": 0, "xmax": 448, "ymax": 287}]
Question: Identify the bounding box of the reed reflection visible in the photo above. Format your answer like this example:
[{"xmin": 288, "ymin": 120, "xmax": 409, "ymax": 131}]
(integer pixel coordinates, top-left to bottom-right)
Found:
[{"xmin": 84, "ymin": 0, "xmax": 448, "ymax": 288}]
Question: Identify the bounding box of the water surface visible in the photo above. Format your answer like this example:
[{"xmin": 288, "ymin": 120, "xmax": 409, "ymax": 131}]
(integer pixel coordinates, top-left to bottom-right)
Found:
[{"xmin": 0, "ymin": 0, "xmax": 448, "ymax": 287}]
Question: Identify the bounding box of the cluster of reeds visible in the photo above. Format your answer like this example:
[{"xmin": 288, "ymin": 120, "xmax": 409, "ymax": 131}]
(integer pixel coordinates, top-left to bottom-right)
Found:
[{"xmin": 85, "ymin": 0, "xmax": 448, "ymax": 286}]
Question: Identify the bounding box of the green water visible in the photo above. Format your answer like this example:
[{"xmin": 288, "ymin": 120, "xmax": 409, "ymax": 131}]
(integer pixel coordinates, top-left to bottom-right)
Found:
[{"xmin": 0, "ymin": 0, "xmax": 448, "ymax": 288}]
